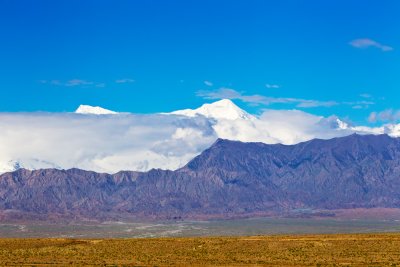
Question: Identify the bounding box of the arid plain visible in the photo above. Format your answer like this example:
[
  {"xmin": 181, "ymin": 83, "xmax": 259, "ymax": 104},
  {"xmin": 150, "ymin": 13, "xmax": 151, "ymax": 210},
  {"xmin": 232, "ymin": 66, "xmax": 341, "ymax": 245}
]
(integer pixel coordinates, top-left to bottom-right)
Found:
[{"xmin": 1, "ymin": 234, "xmax": 400, "ymax": 266}]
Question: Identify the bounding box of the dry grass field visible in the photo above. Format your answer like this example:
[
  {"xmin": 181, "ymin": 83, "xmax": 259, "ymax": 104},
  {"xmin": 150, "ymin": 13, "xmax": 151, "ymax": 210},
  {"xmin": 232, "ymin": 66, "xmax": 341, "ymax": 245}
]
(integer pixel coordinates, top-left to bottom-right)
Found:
[{"xmin": 1, "ymin": 234, "xmax": 400, "ymax": 266}]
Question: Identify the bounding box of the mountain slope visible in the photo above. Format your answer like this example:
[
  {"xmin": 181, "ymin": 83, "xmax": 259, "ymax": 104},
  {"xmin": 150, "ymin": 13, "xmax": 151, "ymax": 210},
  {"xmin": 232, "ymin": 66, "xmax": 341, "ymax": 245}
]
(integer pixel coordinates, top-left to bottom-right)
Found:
[
  {"xmin": 188, "ymin": 135, "xmax": 400, "ymax": 209},
  {"xmin": 1, "ymin": 134, "xmax": 400, "ymax": 221},
  {"xmin": 75, "ymin": 105, "xmax": 117, "ymax": 115},
  {"xmin": 170, "ymin": 99, "xmax": 255, "ymax": 120}
]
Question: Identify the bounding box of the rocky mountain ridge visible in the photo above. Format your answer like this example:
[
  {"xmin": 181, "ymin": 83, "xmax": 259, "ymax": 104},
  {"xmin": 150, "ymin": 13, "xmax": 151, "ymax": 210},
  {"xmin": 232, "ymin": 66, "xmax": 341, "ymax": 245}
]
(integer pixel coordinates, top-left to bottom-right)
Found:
[{"xmin": 1, "ymin": 134, "xmax": 400, "ymax": 221}]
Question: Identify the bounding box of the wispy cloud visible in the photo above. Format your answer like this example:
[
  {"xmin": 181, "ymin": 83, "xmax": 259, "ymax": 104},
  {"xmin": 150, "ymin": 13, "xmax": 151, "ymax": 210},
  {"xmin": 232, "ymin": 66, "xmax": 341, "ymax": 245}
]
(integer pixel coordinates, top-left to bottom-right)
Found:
[
  {"xmin": 265, "ymin": 84, "xmax": 280, "ymax": 89},
  {"xmin": 40, "ymin": 79, "xmax": 105, "ymax": 88},
  {"xmin": 115, "ymin": 78, "xmax": 135, "ymax": 84},
  {"xmin": 198, "ymin": 88, "xmax": 376, "ymax": 109},
  {"xmin": 39, "ymin": 80, "xmax": 62, "ymax": 86},
  {"xmin": 204, "ymin": 80, "xmax": 213, "ymax": 87},
  {"xmin": 350, "ymin": 38, "xmax": 393, "ymax": 52},
  {"xmin": 343, "ymin": 100, "xmax": 375, "ymax": 109},
  {"xmin": 296, "ymin": 100, "xmax": 338, "ymax": 108},
  {"xmin": 368, "ymin": 109, "xmax": 400, "ymax": 123},
  {"xmin": 65, "ymin": 79, "xmax": 95, "ymax": 87},
  {"xmin": 197, "ymin": 88, "xmax": 338, "ymax": 108},
  {"xmin": 360, "ymin": 93, "xmax": 372, "ymax": 98},
  {"xmin": 352, "ymin": 105, "xmax": 363, "ymax": 109},
  {"xmin": 346, "ymin": 94, "xmax": 375, "ymax": 109}
]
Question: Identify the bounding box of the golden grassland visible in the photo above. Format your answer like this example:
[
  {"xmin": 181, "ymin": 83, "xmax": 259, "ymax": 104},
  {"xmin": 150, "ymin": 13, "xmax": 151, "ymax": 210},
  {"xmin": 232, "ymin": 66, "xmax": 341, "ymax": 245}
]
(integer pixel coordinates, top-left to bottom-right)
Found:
[{"xmin": 1, "ymin": 233, "xmax": 400, "ymax": 266}]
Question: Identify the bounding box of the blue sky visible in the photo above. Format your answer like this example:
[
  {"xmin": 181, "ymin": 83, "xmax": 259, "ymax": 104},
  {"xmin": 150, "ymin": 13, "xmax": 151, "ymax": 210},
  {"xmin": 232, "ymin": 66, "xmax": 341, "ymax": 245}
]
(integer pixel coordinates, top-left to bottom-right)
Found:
[{"xmin": 0, "ymin": 0, "xmax": 398, "ymax": 124}]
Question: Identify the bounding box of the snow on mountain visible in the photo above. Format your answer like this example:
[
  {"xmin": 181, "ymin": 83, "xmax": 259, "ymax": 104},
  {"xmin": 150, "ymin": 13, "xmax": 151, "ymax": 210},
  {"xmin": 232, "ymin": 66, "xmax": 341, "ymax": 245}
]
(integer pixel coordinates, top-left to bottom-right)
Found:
[
  {"xmin": 171, "ymin": 100, "xmax": 400, "ymax": 145},
  {"xmin": 171, "ymin": 101, "xmax": 354, "ymax": 144},
  {"xmin": 335, "ymin": 118, "xmax": 350, "ymax": 130},
  {"xmin": 0, "ymin": 160, "xmax": 18, "ymax": 174},
  {"xmin": 170, "ymin": 99, "xmax": 277, "ymax": 143},
  {"xmin": 75, "ymin": 105, "xmax": 117, "ymax": 115},
  {"xmin": 0, "ymin": 159, "xmax": 61, "ymax": 174},
  {"xmin": 171, "ymin": 99, "xmax": 255, "ymax": 121}
]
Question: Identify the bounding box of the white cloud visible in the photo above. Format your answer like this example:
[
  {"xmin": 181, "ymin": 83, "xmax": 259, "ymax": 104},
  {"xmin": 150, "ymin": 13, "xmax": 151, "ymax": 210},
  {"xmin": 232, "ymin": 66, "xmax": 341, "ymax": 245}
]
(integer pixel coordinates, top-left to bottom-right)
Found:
[
  {"xmin": 265, "ymin": 84, "xmax": 280, "ymax": 89},
  {"xmin": 0, "ymin": 100, "xmax": 398, "ymax": 174},
  {"xmin": 115, "ymin": 78, "xmax": 135, "ymax": 84},
  {"xmin": 360, "ymin": 93, "xmax": 372, "ymax": 98},
  {"xmin": 368, "ymin": 109, "xmax": 400, "ymax": 123},
  {"xmin": 350, "ymin": 38, "xmax": 393, "ymax": 52},
  {"xmin": 65, "ymin": 79, "xmax": 94, "ymax": 87},
  {"xmin": 0, "ymin": 112, "xmax": 216, "ymax": 174},
  {"xmin": 352, "ymin": 105, "xmax": 363, "ymax": 109},
  {"xmin": 343, "ymin": 100, "xmax": 375, "ymax": 109},
  {"xmin": 204, "ymin": 80, "xmax": 213, "ymax": 87},
  {"xmin": 368, "ymin": 112, "xmax": 378, "ymax": 123},
  {"xmin": 257, "ymin": 110, "xmax": 353, "ymax": 144}
]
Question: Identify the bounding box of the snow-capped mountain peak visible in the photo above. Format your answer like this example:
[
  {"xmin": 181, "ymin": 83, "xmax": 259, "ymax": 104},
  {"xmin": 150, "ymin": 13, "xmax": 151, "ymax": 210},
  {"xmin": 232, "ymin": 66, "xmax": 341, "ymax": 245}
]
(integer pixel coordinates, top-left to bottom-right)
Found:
[
  {"xmin": 75, "ymin": 105, "xmax": 117, "ymax": 115},
  {"xmin": 336, "ymin": 118, "xmax": 349, "ymax": 130},
  {"xmin": 0, "ymin": 159, "xmax": 61, "ymax": 174},
  {"xmin": 171, "ymin": 99, "xmax": 254, "ymax": 120}
]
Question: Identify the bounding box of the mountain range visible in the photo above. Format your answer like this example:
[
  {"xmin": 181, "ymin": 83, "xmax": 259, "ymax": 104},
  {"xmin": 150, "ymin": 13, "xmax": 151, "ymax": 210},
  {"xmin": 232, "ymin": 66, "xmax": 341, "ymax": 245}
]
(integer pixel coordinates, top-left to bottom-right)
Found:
[
  {"xmin": 2, "ymin": 99, "xmax": 400, "ymax": 175},
  {"xmin": 1, "ymin": 134, "xmax": 400, "ymax": 221}
]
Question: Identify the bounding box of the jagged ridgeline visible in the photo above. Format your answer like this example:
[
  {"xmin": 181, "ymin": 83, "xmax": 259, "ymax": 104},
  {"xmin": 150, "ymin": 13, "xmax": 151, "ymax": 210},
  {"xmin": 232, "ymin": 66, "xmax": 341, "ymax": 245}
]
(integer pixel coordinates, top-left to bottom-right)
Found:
[{"xmin": 1, "ymin": 134, "xmax": 400, "ymax": 221}]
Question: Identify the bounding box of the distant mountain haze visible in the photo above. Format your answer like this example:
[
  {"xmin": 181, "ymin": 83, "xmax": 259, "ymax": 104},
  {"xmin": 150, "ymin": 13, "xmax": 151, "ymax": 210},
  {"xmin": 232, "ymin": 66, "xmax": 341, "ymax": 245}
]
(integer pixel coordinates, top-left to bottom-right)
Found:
[{"xmin": 1, "ymin": 134, "xmax": 400, "ymax": 221}]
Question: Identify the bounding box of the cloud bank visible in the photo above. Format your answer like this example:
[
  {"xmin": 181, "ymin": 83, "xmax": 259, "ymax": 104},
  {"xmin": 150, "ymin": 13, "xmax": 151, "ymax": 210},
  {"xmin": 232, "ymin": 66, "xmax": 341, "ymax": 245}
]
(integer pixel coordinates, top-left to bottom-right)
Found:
[
  {"xmin": 0, "ymin": 99, "xmax": 399, "ymax": 174},
  {"xmin": 0, "ymin": 112, "xmax": 216, "ymax": 173}
]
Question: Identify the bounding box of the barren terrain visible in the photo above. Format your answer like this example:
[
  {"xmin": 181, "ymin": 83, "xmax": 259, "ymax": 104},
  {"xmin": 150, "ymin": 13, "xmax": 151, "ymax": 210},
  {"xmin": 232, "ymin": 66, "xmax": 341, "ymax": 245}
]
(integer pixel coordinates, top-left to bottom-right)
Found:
[{"xmin": 1, "ymin": 234, "xmax": 400, "ymax": 266}]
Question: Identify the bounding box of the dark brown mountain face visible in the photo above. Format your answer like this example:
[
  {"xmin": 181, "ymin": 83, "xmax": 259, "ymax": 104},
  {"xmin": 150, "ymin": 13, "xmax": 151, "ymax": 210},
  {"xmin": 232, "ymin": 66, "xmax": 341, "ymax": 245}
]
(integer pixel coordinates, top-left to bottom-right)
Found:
[{"xmin": 1, "ymin": 134, "xmax": 400, "ymax": 221}]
